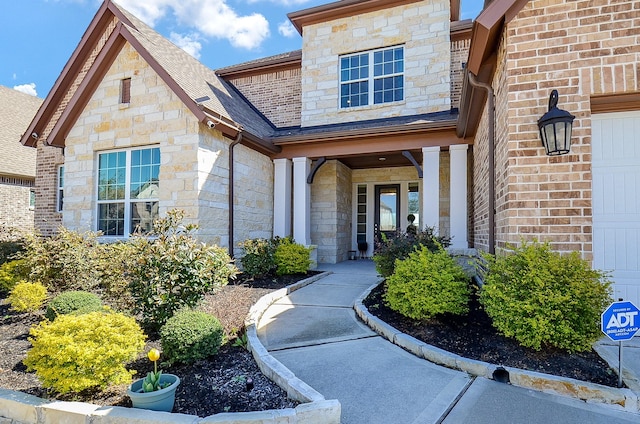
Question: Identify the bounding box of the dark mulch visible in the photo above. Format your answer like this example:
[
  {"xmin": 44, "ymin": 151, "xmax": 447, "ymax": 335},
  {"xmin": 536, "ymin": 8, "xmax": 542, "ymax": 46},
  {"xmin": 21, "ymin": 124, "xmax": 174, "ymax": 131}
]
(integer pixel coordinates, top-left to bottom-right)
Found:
[
  {"xmin": 363, "ymin": 282, "xmax": 619, "ymax": 387},
  {"xmin": 0, "ymin": 272, "xmax": 317, "ymax": 418}
]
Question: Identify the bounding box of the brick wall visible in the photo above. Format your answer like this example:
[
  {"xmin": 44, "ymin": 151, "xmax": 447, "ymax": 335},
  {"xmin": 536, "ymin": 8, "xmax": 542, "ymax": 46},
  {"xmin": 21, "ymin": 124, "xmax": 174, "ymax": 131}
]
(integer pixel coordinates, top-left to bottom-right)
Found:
[
  {"xmin": 450, "ymin": 38, "xmax": 471, "ymax": 110},
  {"xmin": 473, "ymin": 0, "xmax": 640, "ymax": 256},
  {"xmin": 300, "ymin": 0, "xmax": 451, "ymax": 127},
  {"xmin": 0, "ymin": 178, "xmax": 34, "ymax": 235},
  {"xmin": 225, "ymin": 69, "xmax": 302, "ymax": 128}
]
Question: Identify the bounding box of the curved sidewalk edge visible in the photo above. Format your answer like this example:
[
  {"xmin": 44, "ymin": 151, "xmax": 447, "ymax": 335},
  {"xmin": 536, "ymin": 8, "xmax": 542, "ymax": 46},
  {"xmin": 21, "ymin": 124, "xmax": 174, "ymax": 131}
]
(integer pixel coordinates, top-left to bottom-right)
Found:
[
  {"xmin": 0, "ymin": 272, "xmax": 341, "ymax": 424},
  {"xmin": 353, "ymin": 282, "xmax": 640, "ymax": 414}
]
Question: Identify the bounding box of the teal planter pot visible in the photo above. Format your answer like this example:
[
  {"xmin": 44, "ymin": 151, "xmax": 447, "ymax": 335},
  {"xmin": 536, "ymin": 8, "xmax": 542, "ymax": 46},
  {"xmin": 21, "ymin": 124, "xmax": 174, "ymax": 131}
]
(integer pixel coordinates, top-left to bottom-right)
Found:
[{"xmin": 127, "ymin": 374, "xmax": 180, "ymax": 412}]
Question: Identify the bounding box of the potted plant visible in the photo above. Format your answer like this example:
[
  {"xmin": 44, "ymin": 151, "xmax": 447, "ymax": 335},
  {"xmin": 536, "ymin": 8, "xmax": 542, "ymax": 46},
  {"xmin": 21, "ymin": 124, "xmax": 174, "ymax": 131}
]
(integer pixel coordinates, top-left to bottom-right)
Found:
[{"xmin": 127, "ymin": 348, "xmax": 180, "ymax": 412}]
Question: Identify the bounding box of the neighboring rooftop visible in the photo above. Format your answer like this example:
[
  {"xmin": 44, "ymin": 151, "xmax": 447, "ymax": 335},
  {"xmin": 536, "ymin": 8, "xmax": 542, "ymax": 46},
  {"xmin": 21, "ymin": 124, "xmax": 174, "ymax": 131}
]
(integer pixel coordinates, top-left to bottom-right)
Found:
[{"xmin": 0, "ymin": 86, "xmax": 42, "ymax": 178}]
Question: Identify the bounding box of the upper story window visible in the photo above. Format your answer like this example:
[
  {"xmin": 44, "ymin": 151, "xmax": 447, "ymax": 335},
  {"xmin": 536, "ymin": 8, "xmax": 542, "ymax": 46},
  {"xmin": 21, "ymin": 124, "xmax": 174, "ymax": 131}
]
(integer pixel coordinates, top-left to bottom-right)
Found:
[
  {"xmin": 97, "ymin": 147, "xmax": 160, "ymax": 237},
  {"xmin": 120, "ymin": 78, "xmax": 131, "ymax": 104},
  {"xmin": 56, "ymin": 165, "xmax": 64, "ymax": 212},
  {"xmin": 340, "ymin": 46, "xmax": 404, "ymax": 109}
]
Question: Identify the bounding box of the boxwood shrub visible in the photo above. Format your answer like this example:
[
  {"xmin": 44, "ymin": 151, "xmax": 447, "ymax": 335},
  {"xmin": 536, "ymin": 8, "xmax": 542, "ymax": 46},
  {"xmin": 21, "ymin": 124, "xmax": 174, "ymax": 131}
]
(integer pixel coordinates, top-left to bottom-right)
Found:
[
  {"xmin": 45, "ymin": 291, "xmax": 103, "ymax": 321},
  {"xmin": 160, "ymin": 309, "xmax": 224, "ymax": 365}
]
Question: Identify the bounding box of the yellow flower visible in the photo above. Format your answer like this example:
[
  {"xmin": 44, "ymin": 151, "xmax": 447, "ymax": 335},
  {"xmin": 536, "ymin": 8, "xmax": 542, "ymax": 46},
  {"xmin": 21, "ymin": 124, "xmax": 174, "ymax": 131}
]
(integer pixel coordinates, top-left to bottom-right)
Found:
[{"xmin": 148, "ymin": 348, "xmax": 160, "ymax": 362}]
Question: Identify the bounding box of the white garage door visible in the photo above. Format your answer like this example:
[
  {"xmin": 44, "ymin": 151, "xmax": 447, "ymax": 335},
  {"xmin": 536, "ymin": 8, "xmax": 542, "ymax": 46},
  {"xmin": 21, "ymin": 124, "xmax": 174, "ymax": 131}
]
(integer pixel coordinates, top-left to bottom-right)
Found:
[{"xmin": 592, "ymin": 111, "xmax": 640, "ymax": 306}]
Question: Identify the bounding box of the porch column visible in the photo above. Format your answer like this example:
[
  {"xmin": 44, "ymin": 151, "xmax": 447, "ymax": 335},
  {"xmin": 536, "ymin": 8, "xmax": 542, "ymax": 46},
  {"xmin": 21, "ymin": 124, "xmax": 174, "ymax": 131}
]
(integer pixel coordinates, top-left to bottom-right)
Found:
[
  {"xmin": 449, "ymin": 144, "xmax": 468, "ymax": 248},
  {"xmin": 273, "ymin": 158, "xmax": 292, "ymax": 238},
  {"xmin": 293, "ymin": 157, "xmax": 311, "ymax": 246},
  {"xmin": 422, "ymin": 146, "xmax": 440, "ymax": 229}
]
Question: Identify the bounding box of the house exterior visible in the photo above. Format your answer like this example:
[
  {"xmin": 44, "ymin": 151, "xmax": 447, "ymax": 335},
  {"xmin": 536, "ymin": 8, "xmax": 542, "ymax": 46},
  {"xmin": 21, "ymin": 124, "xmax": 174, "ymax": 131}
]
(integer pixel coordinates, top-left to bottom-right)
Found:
[
  {"xmin": 0, "ymin": 86, "xmax": 41, "ymax": 237},
  {"xmin": 20, "ymin": 0, "xmax": 640, "ymax": 305}
]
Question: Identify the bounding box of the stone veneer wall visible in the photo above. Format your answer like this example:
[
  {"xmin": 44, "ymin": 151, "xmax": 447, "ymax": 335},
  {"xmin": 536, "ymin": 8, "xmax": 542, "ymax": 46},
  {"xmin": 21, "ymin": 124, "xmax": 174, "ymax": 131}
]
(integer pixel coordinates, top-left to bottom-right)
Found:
[
  {"xmin": 34, "ymin": 17, "xmax": 118, "ymax": 236},
  {"xmin": 225, "ymin": 68, "xmax": 302, "ymax": 128},
  {"xmin": 299, "ymin": 0, "xmax": 451, "ymax": 127},
  {"xmin": 311, "ymin": 160, "xmax": 352, "ymax": 264},
  {"xmin": 475, "ymin": 0, "xmax": 640, "ymax": 257},
  {"xmin": 0, "ymin": 178, "xmax": 34, "ymax": 235}
]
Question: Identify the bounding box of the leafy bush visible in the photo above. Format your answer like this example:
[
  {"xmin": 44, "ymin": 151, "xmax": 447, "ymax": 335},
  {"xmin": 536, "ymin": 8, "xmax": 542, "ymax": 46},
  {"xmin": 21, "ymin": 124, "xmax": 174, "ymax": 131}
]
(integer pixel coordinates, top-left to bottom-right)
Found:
[
  {"xmin": 24, "ymin": 311, "xmax": 145, "ymax": 394},
  {"xmin": 480, "ymin": 241, "xmax": 612, "ymax": 352},
  {"xmin": 385, "ymin": 246, "xmax": 470, "ymax": 320},
  {"xmin": 8, "ymin": 281, "xmax": 48, "ymax": 313},
  {"xmin": 274, "ymin": 238, "xmax": 312, "ymax": 276},
  {"xmin": 0, "ymin": 259, "xmax": 30, "ymax": 294},
  {"xmin": 95, "ymin": 241, "xmax": 138, "ymax": 311},
  {"xmin": 0, "ymin": 239, "xmax": 24, "ymax": 265},
  {"xmin": 45, "ymin": 291, "xmax": 103, "ymax": 321},
  {"xmin": 373, "ymin": 227, "xmax": 451, "ymax": 277},
  {"xmin": 240, "ymin": 237, "xmax": 279, "ymax": 278},
  {"xmin": 128, "ymin": 210, "xmax": 238, "ymax": 330},
  {"xmin": 160, "ymin": 309, "xmax": 224, "ymax": 365},
  {"xmin": 21, "ymin": 229, "xmax": 102, "ymax": 293}
]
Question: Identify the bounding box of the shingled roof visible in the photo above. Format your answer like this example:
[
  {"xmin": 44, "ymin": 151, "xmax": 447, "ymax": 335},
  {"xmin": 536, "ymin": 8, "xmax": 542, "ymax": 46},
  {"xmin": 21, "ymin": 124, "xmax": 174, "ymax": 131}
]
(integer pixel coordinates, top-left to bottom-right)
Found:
[{"xmin": 0, "ymin": 86, "xmax": 41, "ymax": 178}]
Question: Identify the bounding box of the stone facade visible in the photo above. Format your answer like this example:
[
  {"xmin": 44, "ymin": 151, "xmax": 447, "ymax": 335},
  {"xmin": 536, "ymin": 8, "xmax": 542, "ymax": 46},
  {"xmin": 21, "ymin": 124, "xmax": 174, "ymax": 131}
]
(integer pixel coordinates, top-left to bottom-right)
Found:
[
  {"xmin": 311, "ymin": 160, "xmax": 352, "ymax": 263},
  {"xmin": 472, "ymin": 0, "xmax": 640, "ymax": 256},
  {"xmin": 0, "ymin": 177, "xmax": 34, "ymax": 236},
  {"xmin": 225, "ymin": 68, "xmax": 302, "ymax": 128},
  {"xmin": 62, "ymin": 42, "xmax": 273, "ymax": 248},
  {"xmin": 299, "ymin": 0, "xmax": 451, "ymax": 127}
]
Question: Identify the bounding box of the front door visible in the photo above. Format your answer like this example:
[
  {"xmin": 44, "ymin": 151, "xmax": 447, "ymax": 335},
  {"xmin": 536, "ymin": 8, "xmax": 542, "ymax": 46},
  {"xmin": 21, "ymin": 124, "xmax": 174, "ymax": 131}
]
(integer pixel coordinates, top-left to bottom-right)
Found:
[{"xmin": 375, "ymin": 184, "xmax": 400, "ymax": 240}]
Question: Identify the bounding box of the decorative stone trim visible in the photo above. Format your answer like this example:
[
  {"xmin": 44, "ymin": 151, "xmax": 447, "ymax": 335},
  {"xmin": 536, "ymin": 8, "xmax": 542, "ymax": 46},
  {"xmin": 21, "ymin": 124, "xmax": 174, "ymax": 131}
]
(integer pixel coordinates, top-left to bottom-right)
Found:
[{"xmin": 354, "ymin": 283, "xmax": 640, "ymax": 414}]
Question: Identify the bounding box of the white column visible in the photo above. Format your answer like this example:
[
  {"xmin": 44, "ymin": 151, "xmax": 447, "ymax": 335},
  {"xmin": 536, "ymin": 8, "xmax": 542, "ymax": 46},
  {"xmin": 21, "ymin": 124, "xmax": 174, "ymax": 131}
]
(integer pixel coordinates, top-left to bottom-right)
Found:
[
  {"xmin": 449, "ymin": 144, "xmax": 468, "ymax": 248},
  {"xmin": 422, "ymin": 146, "xmax": 440, "ymax": 229},
  {"xmin": 273, "ymin": 158, "xmax": 292, "ymax": 238},
  {"xmin": 293, "ymin": 157, "xmax": 311, "ymax": 246}
]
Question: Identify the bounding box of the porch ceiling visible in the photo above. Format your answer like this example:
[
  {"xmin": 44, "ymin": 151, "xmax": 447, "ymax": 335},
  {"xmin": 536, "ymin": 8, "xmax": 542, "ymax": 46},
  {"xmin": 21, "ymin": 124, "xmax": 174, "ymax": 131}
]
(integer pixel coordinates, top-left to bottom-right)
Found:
[{"xmin": 336, "ymin": 150, "xmax": 422, "ymax": 169}]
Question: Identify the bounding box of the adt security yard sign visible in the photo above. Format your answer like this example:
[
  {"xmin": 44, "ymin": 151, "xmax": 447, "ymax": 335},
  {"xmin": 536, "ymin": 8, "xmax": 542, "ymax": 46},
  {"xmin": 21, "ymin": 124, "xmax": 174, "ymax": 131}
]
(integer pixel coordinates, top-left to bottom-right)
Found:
[{"xmin": 601, "ymin": 301, "xmax": 640, "ymax": 341}]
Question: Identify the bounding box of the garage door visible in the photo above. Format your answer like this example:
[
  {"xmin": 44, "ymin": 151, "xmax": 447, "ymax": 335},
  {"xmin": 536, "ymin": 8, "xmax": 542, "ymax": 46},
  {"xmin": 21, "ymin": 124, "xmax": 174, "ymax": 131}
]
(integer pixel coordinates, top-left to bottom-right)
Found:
[{"xmin": 592, "ymin": 111, "xmax": 640, "ymax": 306}]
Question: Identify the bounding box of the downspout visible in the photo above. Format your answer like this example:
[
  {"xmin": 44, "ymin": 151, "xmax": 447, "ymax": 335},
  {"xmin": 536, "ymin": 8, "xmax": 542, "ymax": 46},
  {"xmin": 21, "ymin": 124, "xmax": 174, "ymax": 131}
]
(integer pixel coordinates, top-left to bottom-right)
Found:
[
  {"xmin": 467, "ymin": 71, "xmax": 495, "ymax": 255},
  {"xmin": 228, "ymin": 133, "xmax": 243, "ymax": 258}
]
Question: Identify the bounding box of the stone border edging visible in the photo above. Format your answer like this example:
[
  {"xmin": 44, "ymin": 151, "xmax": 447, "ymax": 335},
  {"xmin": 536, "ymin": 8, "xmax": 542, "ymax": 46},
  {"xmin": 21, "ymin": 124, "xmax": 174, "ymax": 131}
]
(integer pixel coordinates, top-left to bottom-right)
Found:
[
  {"xmin": 354, "ymin": 282, "xmax": 640, "ymax": 414},
  {"xmin": 0, "ymin": 272, "xmax": 341, "ymax": 424}
]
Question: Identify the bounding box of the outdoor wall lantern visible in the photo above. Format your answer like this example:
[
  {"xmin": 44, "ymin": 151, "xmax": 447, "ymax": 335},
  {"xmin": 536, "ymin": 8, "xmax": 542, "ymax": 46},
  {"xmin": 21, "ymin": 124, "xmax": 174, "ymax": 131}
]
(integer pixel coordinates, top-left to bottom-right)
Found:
[{"xmin": 537, "ymin": 89, "xmax": 575, "ymax": 156}]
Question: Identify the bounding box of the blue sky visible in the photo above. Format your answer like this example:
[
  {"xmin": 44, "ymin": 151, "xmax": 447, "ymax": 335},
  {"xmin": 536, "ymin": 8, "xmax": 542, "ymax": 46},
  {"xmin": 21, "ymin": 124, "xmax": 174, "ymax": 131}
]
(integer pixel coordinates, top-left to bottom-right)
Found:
[{"xmin": 0, "ymin": 0, "xmax": 484, "ymax": 99}]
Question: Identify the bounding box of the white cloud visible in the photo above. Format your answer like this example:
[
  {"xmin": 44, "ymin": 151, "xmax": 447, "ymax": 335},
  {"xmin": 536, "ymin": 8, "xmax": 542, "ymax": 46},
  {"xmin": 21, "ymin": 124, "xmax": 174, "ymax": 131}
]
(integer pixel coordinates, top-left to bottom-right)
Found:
[
  {"xmin": 117, "ymin": 0, "xmax": 270, "ymax": 50},
  {"xmin": 13, "ymin": 83, "xmax": 38, "ymax": 97},
  {"xmin": 278, "ymin": 20, "xmax": 297, "ymax": 38},
  {"xmin": 170, "ymin": 32, "xmax": 202, "ymax": 59},
  {"xmin": 247, "ymin": 0, "xmax": 310, "ymax": 5}
]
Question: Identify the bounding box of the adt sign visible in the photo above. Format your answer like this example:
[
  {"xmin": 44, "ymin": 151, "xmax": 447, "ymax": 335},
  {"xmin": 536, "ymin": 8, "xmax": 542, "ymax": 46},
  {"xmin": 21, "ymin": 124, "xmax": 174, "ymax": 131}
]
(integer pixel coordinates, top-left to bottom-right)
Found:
[{"xmin": 601, "ymin": 301, "xmax": 640, "ymax": 342}]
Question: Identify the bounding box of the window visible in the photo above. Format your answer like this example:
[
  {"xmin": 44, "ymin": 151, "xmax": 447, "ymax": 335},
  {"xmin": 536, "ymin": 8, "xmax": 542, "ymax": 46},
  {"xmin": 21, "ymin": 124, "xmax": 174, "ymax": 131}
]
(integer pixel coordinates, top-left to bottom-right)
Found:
[
  {"xmin": 120, "ymin": 78, "xmax": 131, "ymax": 104},
  {"xmin": 97, "ymin": 147, "xmax": 160, "ymax": 236},
  {"xmin": 29, "ymin": 188, "xmax": 35, "ymax": 210},
  {"xmin": 56, "ymin": 165, "xmax": 64, "ymax": 212},
  {"xmin": 340, "ymin": 46, "xmax": 404, "ymax": 108}
]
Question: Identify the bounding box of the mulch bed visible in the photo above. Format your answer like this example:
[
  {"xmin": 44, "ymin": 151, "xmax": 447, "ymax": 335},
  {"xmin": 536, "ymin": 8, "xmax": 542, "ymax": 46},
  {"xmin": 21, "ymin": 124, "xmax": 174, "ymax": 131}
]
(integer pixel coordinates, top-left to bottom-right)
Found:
[
  {"xmin": 363, "ymin": 282, "xmax": 619, "ymax": 387},
  {"xmin": 0, "ymin": 273, "xmax": 315, "ymax": 418}
]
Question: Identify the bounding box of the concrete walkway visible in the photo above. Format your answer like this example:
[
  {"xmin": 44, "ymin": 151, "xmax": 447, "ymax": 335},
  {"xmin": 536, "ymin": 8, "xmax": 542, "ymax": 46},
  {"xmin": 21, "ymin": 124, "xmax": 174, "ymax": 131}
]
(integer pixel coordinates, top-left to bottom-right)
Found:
[{"xmin": 256, "ymin": 260, "xmax": 640, "ymax": 424}]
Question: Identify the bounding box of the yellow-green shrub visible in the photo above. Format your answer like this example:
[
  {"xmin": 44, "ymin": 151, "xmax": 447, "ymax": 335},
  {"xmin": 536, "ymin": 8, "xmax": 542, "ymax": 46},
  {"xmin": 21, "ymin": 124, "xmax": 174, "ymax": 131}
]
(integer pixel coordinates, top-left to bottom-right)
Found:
[
  {"xmin": 0, "ymin": 259, "xmax": 30, "ymax": 294},
  {"xmin": 274, "ymin": 238, "xmax": 312, "ymax": 276},
  {"xmin": 24, "ymin": 311, "xmax": 146, "ymax": 394},
  {"xmin": 385, "ymin": 246, "xmax": 470, "ymax": 320},
  {"xmin": 480, "ymin": 241, "xmax": 612, "ymax": 352},
  {"xmin": 8, "ymin": 281, "xmax": 47, "ymax": 313}
]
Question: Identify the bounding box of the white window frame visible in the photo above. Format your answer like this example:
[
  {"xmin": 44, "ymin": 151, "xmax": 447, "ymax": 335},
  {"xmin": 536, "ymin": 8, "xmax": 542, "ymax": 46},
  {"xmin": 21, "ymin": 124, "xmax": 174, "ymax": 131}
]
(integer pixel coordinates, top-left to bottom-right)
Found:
[
  {"xmin": 339, "ymin": 45, "xmax": 404, "ymax": 109},
  {"xmin": 29, "ymin": 188, "xmax": 35, "ymax": 211},
  {"xmin": 56, "ymin": 165, "xmax": 64, "ymax": 212},
  {"xmin": 96, "ymin": 146, "xmax": 160, "ymax": 238}
]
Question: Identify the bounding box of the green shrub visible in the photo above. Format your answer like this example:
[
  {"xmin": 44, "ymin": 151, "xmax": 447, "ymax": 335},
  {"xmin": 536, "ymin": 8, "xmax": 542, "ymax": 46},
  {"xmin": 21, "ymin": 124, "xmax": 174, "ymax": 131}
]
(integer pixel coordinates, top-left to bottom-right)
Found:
[
  {"xmin": 480, "ymin": 241, "xmax": 612, "ymax": 352},
  {"xmin": 0, "ymin": 259, "xmax": 30, "ymax": 294},
  {"xmin": 8, "ymin": 281, "xmax": 48, "ymax": 313},
  {"xmin": 21, "ymin": 228, "xmax": 102, "ymax": 293},
  {"xmin": 95, "ymin": 241, "xmax": 138, "ymax": 311},
  {"xmin": 160, "ymin": 309, "xmax": 224, "ymax": 365},
  {"xmin": 45, "ymin": 291, "xmax": 103, "ymax": 321},
  {"xmin": 373, "ymin": 227, "xmax": 451, "ymax": 277},
  {"xmin": 0, "ymin": 239, "xmax": 24, "ymax": 265},
  {"xmin": 128, "ymin": 210, "xmax": 238, "ymax": 330},
  {"xmin": 24, "ymin": 311, "xmax": 145, "ymax": 394},
  {"xmin": 240, "ymin": 237, "xmax": 279, "ymax": 278},
  {"xmin": 385, "ymin": 246, "xmax": 470, "ymax": 320},
  {"xmin": 273, "ymin": 238, "xmax": 312, "ymax": 276}
]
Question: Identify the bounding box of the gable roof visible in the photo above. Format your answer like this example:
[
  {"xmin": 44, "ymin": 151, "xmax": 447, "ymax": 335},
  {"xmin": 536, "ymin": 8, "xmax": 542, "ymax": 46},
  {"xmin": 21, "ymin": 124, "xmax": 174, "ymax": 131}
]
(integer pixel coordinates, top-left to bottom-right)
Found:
[
  {"xmin": 21, "ymin": 0, "xmax": 278, "ymax": 155},
  {"xmin": 0, "ymin": 86, "xmax": 42, "ymax": 178}
]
